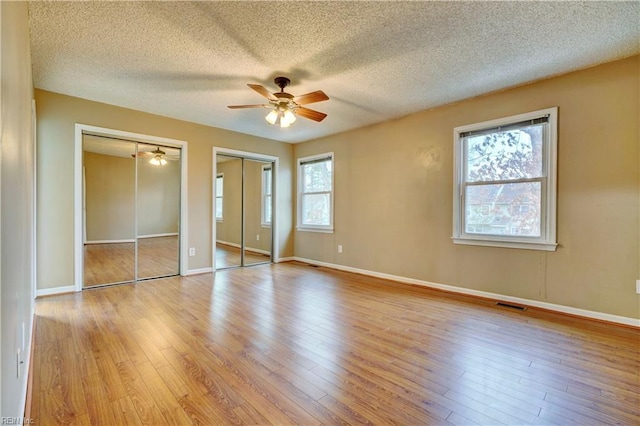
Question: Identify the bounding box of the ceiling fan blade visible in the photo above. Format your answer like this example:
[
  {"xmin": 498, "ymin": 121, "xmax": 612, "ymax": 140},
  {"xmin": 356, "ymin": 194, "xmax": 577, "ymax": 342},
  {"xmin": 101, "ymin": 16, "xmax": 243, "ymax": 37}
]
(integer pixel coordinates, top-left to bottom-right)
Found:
[
  {"xmin": 294, "ymin": 90, "xmax": 329, "ymax": 105},
  {"xmin": 296, "ymin": 106, "xmax": 327, "ymax": 122},
  {"xmin": 132, "ymin": 152, "xmax": 179, "ymax": 160},
  {"xmin": 247, "ymin": 84, "xmax": 277, "ymax": 100},
  {"xmin": 227, "ymin": 104, "xmax": 269, "ymax": 109},
  {"xmin": 134, "ymin": 152, "xmax": 153, "ymax": 158}
]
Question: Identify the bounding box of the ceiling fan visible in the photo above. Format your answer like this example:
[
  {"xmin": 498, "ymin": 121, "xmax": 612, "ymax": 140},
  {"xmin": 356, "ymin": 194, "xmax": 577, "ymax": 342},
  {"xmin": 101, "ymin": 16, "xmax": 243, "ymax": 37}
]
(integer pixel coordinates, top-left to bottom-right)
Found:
[
  {"xmin": 134, "ymin": 147, "xmax": 179, "ymax": 165},
  {"xmin": 228, "ymin": 77, "xmax": 329, "ymax": 128}
]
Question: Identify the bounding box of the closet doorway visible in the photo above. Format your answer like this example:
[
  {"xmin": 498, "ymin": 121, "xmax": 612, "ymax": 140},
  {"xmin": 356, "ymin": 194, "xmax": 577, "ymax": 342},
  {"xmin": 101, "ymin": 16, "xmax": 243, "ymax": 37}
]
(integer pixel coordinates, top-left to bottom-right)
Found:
[
  {"xmin": 213, "ymin": 148, "xmax": 277, "ymax": 270},
  {"xmin": 74, "ymin": 125, "xmax": 188, "ymax": 290}
]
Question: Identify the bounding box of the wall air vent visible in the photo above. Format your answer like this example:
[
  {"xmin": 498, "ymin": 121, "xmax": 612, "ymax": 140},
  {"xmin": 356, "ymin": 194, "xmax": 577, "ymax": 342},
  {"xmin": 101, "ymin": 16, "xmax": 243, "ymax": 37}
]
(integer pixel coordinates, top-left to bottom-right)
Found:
[{"xmin": 495, "ymin": 302, "xmax": 528, "ymax": 311}]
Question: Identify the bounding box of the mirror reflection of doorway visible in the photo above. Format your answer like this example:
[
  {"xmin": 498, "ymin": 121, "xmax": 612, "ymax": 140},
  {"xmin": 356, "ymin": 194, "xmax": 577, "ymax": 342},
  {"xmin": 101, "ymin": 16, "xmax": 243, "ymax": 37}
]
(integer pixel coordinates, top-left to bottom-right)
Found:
[
  {"xmin": 215, "ymin": 153, "xmax": 274, "ymax": 269},
  {"xmin": 82, "ymin": 134, "xmax": 181, "ymax": 288}
]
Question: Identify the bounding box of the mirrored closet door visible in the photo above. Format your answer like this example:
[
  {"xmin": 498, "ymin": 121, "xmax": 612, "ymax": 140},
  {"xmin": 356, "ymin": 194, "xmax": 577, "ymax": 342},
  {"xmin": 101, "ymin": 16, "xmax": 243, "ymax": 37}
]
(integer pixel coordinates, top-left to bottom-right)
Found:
[
  {"xmin": 215, "ymin": 155, "xmax": 243, "ymax": 268},
  {"xmin": 83, "ymin": 136, "xmax": 136, "ymax": 286},
  {"xmin": 243, "ymin": 159, "xmax": 273, "ymax": 266},
  {"xmin": 136, "ymin": 143, "xmax": 181, "ymax": 280},
  {"xmin": 82, "ymin": 134, "xmax": 181, "ymax": 288},
  {"xmin": 215, "ymin": 154, "xmax": 273, "ymax": 269}
]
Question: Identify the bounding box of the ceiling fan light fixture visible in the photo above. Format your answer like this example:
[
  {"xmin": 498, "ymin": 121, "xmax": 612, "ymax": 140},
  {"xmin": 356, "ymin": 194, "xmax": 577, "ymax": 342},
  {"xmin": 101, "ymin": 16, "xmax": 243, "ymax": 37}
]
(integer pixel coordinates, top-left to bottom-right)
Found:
[
  {"xmin": 280, "ymin": 117, "xmax": 291, "ymax": 128},
  {"xmin": 265, "ymin": 109, "xmax": 279, "ymax": 125},
  {"xmin": 279, "ymin": 110, "xmax": 294, "ymax": 127},
  {"xmin": 266, "ymin": 105, "xmax": 296, "ymax": 127},
  {"xmin": 149, "ymin": 154, "xmax": 167, "ymax": 166},
  {"xmin": 283, "ymin": 109, "xmax": 296, "ymax": 125}
]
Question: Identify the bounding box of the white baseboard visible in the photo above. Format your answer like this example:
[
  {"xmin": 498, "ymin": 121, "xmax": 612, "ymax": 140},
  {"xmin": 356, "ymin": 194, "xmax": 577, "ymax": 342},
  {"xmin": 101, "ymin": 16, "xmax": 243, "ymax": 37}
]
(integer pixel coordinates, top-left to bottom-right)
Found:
[
  {"xmin": 20, "ymin": 313, "xmax": 35, "ymax": 421},
  {"xmin": 276, "ymin": 257, "xmax": 295, "ymax": 263},
  {"xmin": 138, "ymin": 233, "xmax": 178, "ymax": 239},
  {"xmin": 186, "ymin": 267, "xmax": 213, "ymax": 276},
  {"xmin": 293, "ymin": 257, "xmax": 640, "ymax": 328},
  {"xmin": 216, "ymin": 240, "xmax": 241, "ymax": 248},
  {"xmin": 85, "ymin": 239, "xmax": 135, "ymax": 245},
  {"xmin": 246, "ymin": 247, "xmax": 270, "ymax": 255},
  {"xmin": 216, "ymin": 240, "xmax": 270, "ymax": 255},
  {"xmin": 85, "ymin": 233, "xmax": 178, "ymax": 245},
  {"xmin": 36, "ymin": 285, "xmax": 76, "ymax": 297}
]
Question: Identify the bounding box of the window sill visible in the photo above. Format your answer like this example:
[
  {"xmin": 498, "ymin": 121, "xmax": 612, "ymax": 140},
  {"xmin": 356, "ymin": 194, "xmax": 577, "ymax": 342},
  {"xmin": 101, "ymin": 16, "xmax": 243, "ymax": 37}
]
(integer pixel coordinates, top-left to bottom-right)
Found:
[
  {"xmin": 297, "ymin": 226, "xmax": 334, "ymax": 234},
  {"xmin": 452, "ymin": 237, "xmax": 557, "ymax": 251},
  {"xmin": 261, "ymin": 223, "xmax": 271, "ymax": 228}
]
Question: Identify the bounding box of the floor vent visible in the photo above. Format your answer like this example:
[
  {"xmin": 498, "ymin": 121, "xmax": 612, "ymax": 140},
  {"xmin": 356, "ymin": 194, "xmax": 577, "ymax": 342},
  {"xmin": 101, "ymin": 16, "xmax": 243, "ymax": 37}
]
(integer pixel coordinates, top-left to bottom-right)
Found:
[{"xmin": 495, "ymin": 302, "xmax": 528, "ymax": 311}]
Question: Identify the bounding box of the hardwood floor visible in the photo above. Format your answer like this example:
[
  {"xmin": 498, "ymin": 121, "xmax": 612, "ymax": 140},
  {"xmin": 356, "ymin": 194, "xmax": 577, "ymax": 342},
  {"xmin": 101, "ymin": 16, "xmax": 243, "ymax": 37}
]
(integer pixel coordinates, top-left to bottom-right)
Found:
[
  {"xmin": 32, "ymin": 262, "xmax": 639, "ymax": 425},
  {"xmin": 216, "ymin": 243, "xmax": 271, "ymax": 269},
  {"xmin": 138, "ymin": 236, "xmax": 179, "ymax": 279},
  {"xmin": 84, "ymin": 236, "xmax": 179, "ymax": 287},
  {"xmin": 83, "ymin": 242, "xmax": 135, "ymax": 286}
]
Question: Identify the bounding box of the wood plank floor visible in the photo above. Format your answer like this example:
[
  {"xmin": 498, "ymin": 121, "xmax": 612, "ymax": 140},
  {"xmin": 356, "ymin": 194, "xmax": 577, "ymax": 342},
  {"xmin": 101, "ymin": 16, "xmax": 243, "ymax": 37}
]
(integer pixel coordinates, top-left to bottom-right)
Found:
[
  {"xmin": 83, "ymin": 242, "xmax": 135, "ymax": 286},
  {"xmin": 84, "ymin": 236, "xmax": 179, "ymax": 287},
  {"xmin": 216, "ymin": 243, "xmax": 272, "ymax": 269},
  {"xmin": 31, "ymin": 262, "xmax": 640, "ymax": 425}
]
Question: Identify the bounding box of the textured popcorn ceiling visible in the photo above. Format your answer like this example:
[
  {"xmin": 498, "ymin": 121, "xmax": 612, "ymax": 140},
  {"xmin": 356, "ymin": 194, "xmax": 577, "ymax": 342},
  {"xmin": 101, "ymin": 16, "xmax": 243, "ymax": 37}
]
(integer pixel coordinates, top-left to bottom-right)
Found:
[{"xmin": 29, "ymin": 1, "xmax": 640, "ymax": 144}]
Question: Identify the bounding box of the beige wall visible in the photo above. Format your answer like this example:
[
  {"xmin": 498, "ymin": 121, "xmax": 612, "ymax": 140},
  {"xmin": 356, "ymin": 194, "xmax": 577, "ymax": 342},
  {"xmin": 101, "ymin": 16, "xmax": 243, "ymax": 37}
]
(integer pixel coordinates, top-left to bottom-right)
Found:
[
  {"xmin": 294, "ymin": 56, "xmax": 640, "ymax": 319},
  {"xmin": 216, "ymin": 158, "xmax": 242, "ymax": 245},
  {"xmin": 137, "ymin": 156, "xmax": 180, "ymax": 236},
  {"xmin": 36, "ymin": 90, "xmax": 294, "ymax": 290},
  {"xmin": 1, "ymin": 1, "xmax": 35, "ymax": 416},
  {"xmin": 84, "ymin": 150, "xmax": 181, "ymax": 241},
  {"xmin": 84, "ymin": 152, "xmax": 135, "ymax": 241}
]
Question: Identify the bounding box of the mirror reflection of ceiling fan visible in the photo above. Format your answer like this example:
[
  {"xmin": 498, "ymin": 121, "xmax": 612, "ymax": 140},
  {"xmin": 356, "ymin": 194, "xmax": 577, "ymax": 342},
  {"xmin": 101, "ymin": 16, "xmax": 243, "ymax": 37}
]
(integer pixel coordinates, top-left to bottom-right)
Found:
[
  {"xmin": 228, "ymin": 77, "xmax": 329, "ymax": 128},
  {"xmin": 134, "ymin": 147, "xmax": 180, "ymax": 166}
]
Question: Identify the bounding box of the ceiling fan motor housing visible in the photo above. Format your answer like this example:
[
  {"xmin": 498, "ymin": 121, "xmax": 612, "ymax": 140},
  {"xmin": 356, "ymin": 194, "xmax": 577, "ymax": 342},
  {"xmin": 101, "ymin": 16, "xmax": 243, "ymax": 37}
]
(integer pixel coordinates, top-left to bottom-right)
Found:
[
  {"xmin": 273, "ymin": 77, "xmax": 295, "ymax": 109},
  {"xmin": 274, "ymin": 76, "xmax": 291, "ymax": 91}
]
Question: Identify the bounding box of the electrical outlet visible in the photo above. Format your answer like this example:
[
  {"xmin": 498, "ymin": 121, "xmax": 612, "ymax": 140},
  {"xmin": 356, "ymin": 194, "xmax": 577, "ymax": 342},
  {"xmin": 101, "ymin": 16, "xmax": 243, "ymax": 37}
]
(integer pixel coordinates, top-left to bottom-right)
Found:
[
  {"xmin": 189, "ymin": 247, "xmax": 196, "ymax": 256},
  {"xmin": 256, "ymin": 234, "xmax": 260, "ymax": 241},
  {"xmin": 636, "ymin": 280, "xmax": 640, "ymax": 294},
  {"xmin": 338, "ymin": 244, "xmax": 343, "ymax": 253},
  {"xmin": 16, "ymin": 349, "xmax": 22, "ymax": 378}
]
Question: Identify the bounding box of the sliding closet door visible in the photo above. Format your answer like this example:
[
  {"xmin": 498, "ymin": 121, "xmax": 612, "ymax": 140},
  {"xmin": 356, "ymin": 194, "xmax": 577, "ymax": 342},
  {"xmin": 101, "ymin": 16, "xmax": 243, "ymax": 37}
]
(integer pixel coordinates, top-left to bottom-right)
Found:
[
  {"xmin": 243, "ymin": 159, "xmax": 273, "ymax": 266},
  {"xmin": 215, "ymin": 155, "xmax": 243, "ymax": 268},
  {"xmin": 136, "ymin": 143, "xmax": 181, "ymax": 280},
  {"xmin": 83, "ymin": 136, "xmax": 136, "ymax": 287},
  {"xmin": 83, "ymin": 135, "xmax": 182, "ymax": 287},
  {"xmin": 215, "ymin": 153, "xmax": 274, "ymax": 270}
]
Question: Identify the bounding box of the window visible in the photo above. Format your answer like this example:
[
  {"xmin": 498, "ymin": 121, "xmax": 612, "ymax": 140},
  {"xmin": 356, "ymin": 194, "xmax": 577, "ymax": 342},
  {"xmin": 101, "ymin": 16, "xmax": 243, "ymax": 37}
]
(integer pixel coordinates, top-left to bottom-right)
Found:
[
  {"xmin": 453, "ymin": 107, "xmax": 557, "ymax": 251},
  {"xmin": 215, "ymin": 173, "xmax": 223, "ymax": 221},
  {"xmin": 297, "ymin": 153, "xmax": 334, "ymax": 232},
  {"xmin": 261, "ymin": 165, "xmax": 272, "ymax": 226}
]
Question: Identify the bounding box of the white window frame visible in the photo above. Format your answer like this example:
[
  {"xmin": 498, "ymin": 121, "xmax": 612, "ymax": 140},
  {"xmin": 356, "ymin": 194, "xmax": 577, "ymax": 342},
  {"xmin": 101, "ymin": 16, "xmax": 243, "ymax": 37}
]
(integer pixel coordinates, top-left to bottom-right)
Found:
[
  {"xmin": 297, "ymin": 152, "xmax": 334, "ymax": 233},
  {"xmin": 261, "ymin": 164, "xmax": 272, "ymax": 227},
  {"xmin": 215, "ymin": 173, "xmax": 223, "ymax": 222},
  {"xmin": 452, "ymin": 107, "xmax": 558, "ymax": 251}
]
